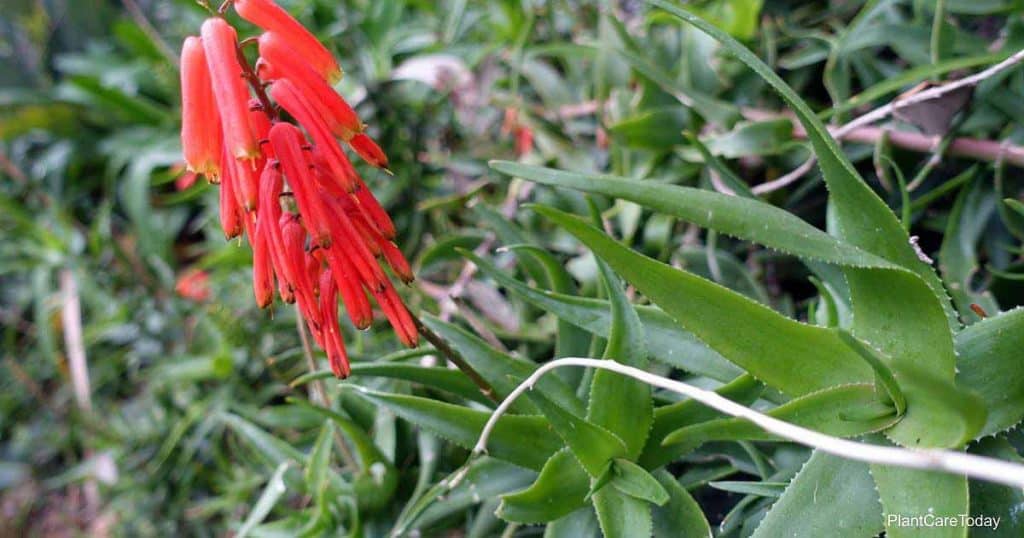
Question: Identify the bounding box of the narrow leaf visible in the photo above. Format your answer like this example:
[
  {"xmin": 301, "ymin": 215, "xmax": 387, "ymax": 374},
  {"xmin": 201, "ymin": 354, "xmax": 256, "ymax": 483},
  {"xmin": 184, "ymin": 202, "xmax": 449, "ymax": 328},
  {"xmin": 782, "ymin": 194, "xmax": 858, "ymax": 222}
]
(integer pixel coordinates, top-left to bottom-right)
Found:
[
  {"xmin": 532, "ymin": 205, "xmax": 873, "ymax": 396},
  {"xmin": 498, "ymin": 448, "xmax": 589, "ymax": 523},
  {"xmin": 351, "ymin": 388, "xmax": 560, "ymax": 471},
  {"xmin": 753, "ymin": 451, "xmax": 883, "ymax": 537}
]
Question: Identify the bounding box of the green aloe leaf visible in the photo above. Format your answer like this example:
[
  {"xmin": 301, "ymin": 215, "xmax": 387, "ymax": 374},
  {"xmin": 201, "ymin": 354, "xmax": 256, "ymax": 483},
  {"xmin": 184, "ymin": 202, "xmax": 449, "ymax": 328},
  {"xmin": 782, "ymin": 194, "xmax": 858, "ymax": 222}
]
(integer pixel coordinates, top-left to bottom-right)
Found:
[
  {"xmin": 305, "ymin": 422, "xmax": 333, "ymax": 496},
  {"xmin": 498, "ymin": 448, "xmax": 589, "ymax": 523},
  {"xmin": 285, "ymin": 398, "xmax": 389, "ymax": 471},
  {"xmin": 421, "ymin": 315, "xmax": 584, "ymax": 416},
  {"xmin": 709, "ymin": 481, "xmax": 787, "ymax": 498},
  {"xmin": 652, "ymin": 470, "xmax": 712, "ymax": 538},
  {"xmin": 593, "ymin": 485, "xmax": 652, "ymax": 538},
  {"xmin": 489, "ymin": 161, "xmax": 897, "ymax": 271},
  {"xmin": 955, "ymin": 307, "xmax": 1024, "ymax": 438},
  {"xmin": 610, "ymin": 459, "xmax": 669, "ymax": 506},
  {"xmin": 753, "ymin": 451, "xmax": 883, "ymax": 537},
  {"xmin": 939, "ymin": 180, "xmax": 1000, "ymax": 321},
  {"xmin": 968, "ymin": 436, "xmax": 1024, "ymax": 537},
  {"xmin": 530, "ymin": 205, "xmax": 873, "ymax": 396},
  {"xmin": 504, "ymin": 244, "xmax": 591, "ymax": 359},
  {"xmin": 237, "ymin": 461, "xmax": 293, "ymax": 538},
  {"xmin": 350, "ymin": 388, "xmax": 560, "ymax": 471},
  {"xmin": 347, "ymin": 363, "xmax": 495, "ymax": 406},
  {"xmin": 587, "ymin": 249, "xmax": 652, "ymax": 458},
  {"xmin": 528, "ymin": 390, "xmax": 629, "ymax": 477},
  {"xmin": 647, "ymin": 1, "xmax": 964, "ymax": 453},
  {"xmin": 661, "ymin": 384, "xmax": 899, "ymax": 451},
  {"xmin": 546, "ymin": 507, "xmax": 602, "ymax": 538},
  {"xmin": 401, "ymin": 458, "xmax": 536, "ymax": 534},
  {"xmin": 464, "ymin": 249, "xmax": 741, "ymax": 381},
  {"xmin": 640, "ymin": 374, "xmax": 764, "ymax": 469},
  {"xmin": 871, "ymin": 459, "xmax": 969, "ymax": 538}
]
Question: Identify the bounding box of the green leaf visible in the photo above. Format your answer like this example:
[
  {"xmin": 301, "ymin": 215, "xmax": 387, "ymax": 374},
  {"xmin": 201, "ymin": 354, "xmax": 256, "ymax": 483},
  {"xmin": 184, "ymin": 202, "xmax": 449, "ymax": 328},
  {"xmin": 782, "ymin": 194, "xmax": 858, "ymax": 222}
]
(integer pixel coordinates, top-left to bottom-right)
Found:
[
  {"xmin": 489, "ymin": 161, "xmax": 896, "ymax": 272},
  {"xmin": 871, "ymin": 458, "xmax": 969, "ymax": 538},
  {"xmin": 530, "ymin": 205, "xmax": 874, "ymax": 396},
  {"xmin": 587, "ymin": 250, "xmax": 652, "ymax": 458},
  {"xmin": 305, "ymin": 423, "xmax": 333, "ymax": 496},
  {"xmin": 710, "ymin": 481, "xmax": 787, "ymax": 498},
  {"xmin": 684, "ymin": 132, "xmax": 757, "ymax": 199},
  {"xmin": 662, "ymin": 384, "xmax": 899, "ymax": 450},
  {"xmin": 348, "ymin": 363, "xmax": 494, "ymax": 406},
  {"xmin": 593, "ymin": 485, "xmax": 652, "ymax": 538},
  {"xmin": 651, "ymin": 470, "xmax": 712, "ymax": 538},
  {"xmin": 350, "ymin": 388, "xmax": 560, "ymax": 471},
  {"xmin": 421, "ymin": 315, "xmax": 584, "ymax": 416},
  {"xmin": 702, "ymin": 119, "xmax": 793, "ymax": 158},
  {"xmin": 504, "ymin": 244, "xmax": 591, "ymax": 359},
  {"xmin": 968, "ymin": 436, "xmax": 1024, "ymax": 537},
  {"xmin": 640, "ymin": 374, "xmax": 763, "ymax": 469},
  {"xmin": 940, "ymin": 180, "xmax": 1001, "ymax": 321},
  {"xmin": 610, "ymin": 459, "xmax": 669, "ymax": 506},
  {"xmin": 401, "ymin": 458, "xmax": 536, "ymax": 534},
  {"xmin": 608, "ymin": 107, "xmax": 689, "ymax": 150},
  {"xmin": 649, "ymin": 0, "xmax": 962, "ymax": 454},
  {"xmin": 285, "ymin": 398, "xmax": 389, "ymax": 470},
  {"xmin": 473, "ymin": 205, "xmax": 548, "ymax": 286},
  {"xmin": 237, "ymin": 462, "xmax": 293, "ymax": 538},
  {"xmin": 837, "ymin": 331, "xmax": 907, "ymax": 416},
  {"xmin": 955, "ymin": 307, "xmax": 1024, "ymax": 438},
  {"xmin": 753, "ymin": 451, "xmax": 883, "ymax": 537},
  {"xmin": 528, "ymin": 391, "xmax": 628, "ymax": 477},
  {"xmin": 545, "ymin": 507, "xmax": 602, "ymax": 538},
  {"xmin": 498, "ymin": 448, "xmax": 589, "ymax": 523},
  {"xmin": 219, "ymin": 412, "xmax": 305, "ymax": 465},
  {"xmin": 465, "ymin": 249, "xmax": 742, "ymax": 381}
]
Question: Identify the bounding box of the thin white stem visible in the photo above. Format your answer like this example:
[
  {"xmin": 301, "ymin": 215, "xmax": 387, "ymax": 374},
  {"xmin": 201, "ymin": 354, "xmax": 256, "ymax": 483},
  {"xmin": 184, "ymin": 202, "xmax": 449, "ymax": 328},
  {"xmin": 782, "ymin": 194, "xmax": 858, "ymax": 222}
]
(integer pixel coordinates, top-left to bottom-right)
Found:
[
  {"xmin": 472, "ymin": 358, "xmax": 1024, "ymax": 490},
  {"xmin": 756, "ymin": 47, "xmax": 1024, "ymax": 193}
]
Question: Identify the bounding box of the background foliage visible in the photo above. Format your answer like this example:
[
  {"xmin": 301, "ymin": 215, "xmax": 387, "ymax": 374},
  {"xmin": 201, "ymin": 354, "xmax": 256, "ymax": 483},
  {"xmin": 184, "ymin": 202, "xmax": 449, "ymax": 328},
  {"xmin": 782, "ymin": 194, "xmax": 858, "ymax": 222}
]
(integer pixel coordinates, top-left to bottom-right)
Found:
[{"xmin": 3, "ymin": 0, "xmax": 1024, "ymax": 536}]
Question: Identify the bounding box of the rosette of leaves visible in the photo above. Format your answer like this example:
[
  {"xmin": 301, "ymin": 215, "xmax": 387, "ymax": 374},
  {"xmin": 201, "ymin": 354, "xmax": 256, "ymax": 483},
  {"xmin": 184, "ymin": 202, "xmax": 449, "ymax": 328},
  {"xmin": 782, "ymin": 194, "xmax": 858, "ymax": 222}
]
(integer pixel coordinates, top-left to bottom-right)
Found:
[{"xmin": 353, "ymin": 5, "xmax": 1024, "ymax": 537}]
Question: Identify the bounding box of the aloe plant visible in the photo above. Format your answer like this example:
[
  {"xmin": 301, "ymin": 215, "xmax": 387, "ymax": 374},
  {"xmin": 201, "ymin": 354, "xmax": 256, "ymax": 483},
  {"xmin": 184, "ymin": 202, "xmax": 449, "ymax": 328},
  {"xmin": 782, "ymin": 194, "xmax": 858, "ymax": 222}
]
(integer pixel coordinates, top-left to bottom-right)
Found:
[{"xmin": 357, "ymin": 5, "xmax": 1024, "ymax": 537}]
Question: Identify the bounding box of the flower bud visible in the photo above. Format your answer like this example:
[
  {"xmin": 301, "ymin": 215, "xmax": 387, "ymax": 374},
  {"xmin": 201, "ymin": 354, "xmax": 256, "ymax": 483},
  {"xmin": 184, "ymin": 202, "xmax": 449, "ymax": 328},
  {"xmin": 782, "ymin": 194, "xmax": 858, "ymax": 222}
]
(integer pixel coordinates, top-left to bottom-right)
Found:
[
  {"xmin": 258, "ymin": 32, "xmax": 360, "ymax": 138},
  {"xmin": 233, "ymin": 0, "xmax": 342, "ymax": 83},
  {"xmin": 219, "ymin": 149, "xmax": 243, "ymax": 240},
  {"xmin": 201, "ymin": 18, "xmax": 260, "ymax": 161},
  {"xmin": 180, "ymin": 36, "xmax": 222, "ymax": 180},
  {"xmin": 268, "ymin": 122, "xmax": 334, "ymax": 247},
  {"xmin": 269, "ymin": 79, "xmax": 357, "ymax": 192},
  {"xmin": 348, "ymin": 133, "xmax": 389, "ymax": 169}
]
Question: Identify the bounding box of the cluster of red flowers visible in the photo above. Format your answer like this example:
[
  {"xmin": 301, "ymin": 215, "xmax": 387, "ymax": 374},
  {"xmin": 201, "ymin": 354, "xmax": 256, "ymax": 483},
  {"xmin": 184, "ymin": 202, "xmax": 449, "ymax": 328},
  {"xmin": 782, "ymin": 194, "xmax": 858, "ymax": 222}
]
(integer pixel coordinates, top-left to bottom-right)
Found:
[{"xmin": 180, "ymin": 0, "xmax": 417, "ymax": 378}]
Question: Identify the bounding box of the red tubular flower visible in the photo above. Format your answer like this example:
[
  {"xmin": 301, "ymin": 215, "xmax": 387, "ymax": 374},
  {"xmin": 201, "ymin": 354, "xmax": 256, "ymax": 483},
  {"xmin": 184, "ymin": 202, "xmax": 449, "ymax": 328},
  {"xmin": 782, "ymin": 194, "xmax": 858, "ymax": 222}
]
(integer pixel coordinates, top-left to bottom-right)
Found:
[
  {"xmin": 178, "ymin": 7, "xmax": 418, "ymax": 378},
  {"xmin": 268, "ymin": 122, "xmax": 334, "ymax": 247},
  {"xmin": 257, "ymin": 32, "xmax": 360, "ymax": 139},
  {"xmin": 250, "ymin": 214, "xmax": 274, "ymax": 309},
  {"xmin": 219, "ymin": 148, "xmax": 243, "ymax": 240},
  {"xmin": 322, "ymin": 248, "xmax": 373, "ymax": 330},
  {"xmin": 352, "ymin": 179, "xmax": 397, "ymax": 239},
  {"xmin": 320, "ymin": 194, "xmax": 388, "ymax": 291},
  {"xmin": 233, "ymin": 0, "xmax": 342, "ymax": 84},
  {"xmin": 379, "ymin": 239, "xmax": 414, "ymax": 284},
  {"xmin": 282, "ymin": 214, "xmax": 322, "ymax": 329},
  {"xmin": 201, "ymin": 18, "xmax": 260, "ymax": 161},
  {"xmin": 373, "ymin": 283, "xmax": 418, "ymax": 348},
  {"xmin": 227, "ymin": 154, "xmax": 259, "ymax": 212},
  {"xmin": 317, "ymin": 269, "xmax": 351, "ymax": 377},
  {"xmin": 269, "ymin": 79, "xmax": 357, "ymax": 193},
  {"xmin": 180, "ymin": 37, "xmax": 222, "ymax": 180},
  {"xmin": 257, "ymin": 163, "xmax": 298, "ymax": 303},
  {"xmin": 348, "ymin": 133, "xmax": 389, "ymax": 169}
]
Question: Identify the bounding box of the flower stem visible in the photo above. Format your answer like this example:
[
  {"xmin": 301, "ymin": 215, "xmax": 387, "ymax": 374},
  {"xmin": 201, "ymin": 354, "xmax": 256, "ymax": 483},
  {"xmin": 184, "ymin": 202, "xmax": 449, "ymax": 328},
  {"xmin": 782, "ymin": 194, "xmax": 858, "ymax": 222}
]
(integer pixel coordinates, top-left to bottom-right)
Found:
[{"xmin": 410, "ymin": 313, "xmax": 499, "ymax": 403}]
